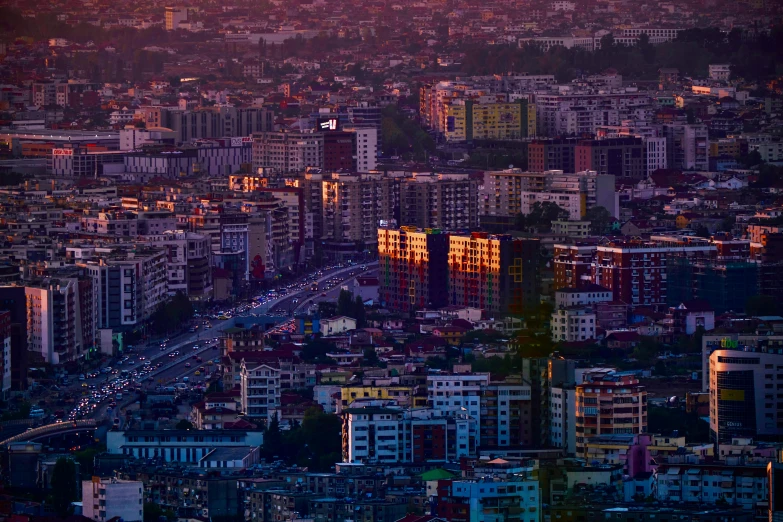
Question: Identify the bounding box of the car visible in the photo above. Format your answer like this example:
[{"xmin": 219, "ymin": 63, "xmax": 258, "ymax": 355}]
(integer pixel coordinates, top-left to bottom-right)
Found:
[
  {"xmin": 81, "ymin": 382, "xmax": 88, "ymax": 388},
  {"xmin": 194, "ymin": 371, "xmax": 201, "ymax": 376},
  {"xmin": 185, "ymin": 363, "xmax": 191, "ymax": 368},
  {"xmin": 199, "ymin": 366, "xmax": 206, "ymax": 372},
  {"xmin": 207, "ymin": 360, "xmax": 214, "ymax": 366}
]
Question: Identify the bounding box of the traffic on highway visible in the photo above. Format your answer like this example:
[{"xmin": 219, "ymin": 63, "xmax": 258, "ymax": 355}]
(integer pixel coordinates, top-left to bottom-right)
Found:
[{"xmin": 49, "ymin": 261, "xmax": 378, "ymax": 426}]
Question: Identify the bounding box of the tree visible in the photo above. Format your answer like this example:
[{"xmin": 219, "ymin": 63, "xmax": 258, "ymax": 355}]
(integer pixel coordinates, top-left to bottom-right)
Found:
[
  {"xmin": 354, "ymin": 295, "xmax": 367, "ymax": 328},
  {"xmin": 50, "ymin": 457, "xmax": 77, "ymax": 519},
  {"xmin": 175, "ymin": 419, "xmax": 193, "ymax": 430},
  {"xmin": 150, "ymin": 291, "xmax": 194, "ymax": 335},
  {"xmin": 694, "ymin": 225, "xmax": 711, "ymax": 238},
  {"xmin": 525, "ymin": 202, "xmax": 568, "ymax": 232},
  {"xmin": 144, "ymin": 502, "xmax": 175, "ymax": 522},
  {"xmin": 262, "ymin": 413, "xmax": 283, "ymax": 460},
  {"xmin": 337, "ymin": 289, "xmax": 354, "ymax": 317},
  {"xmin": 745, "ymin": 295, "xmax": 779, "ymax": 316},
  {"xmin": 585, "ymin": 206, "xmax": 613, "ymax": 235},
  {"xmin": 362, "ymin": 347, "xmax": 380, "ymax": 367},
  {"xmin": 300, "ymin": 408, "xmax": 342, "ymax": 471}
]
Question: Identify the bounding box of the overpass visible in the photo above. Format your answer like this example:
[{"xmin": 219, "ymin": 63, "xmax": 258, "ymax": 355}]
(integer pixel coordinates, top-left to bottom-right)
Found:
[{"xmin": 0, "ymin": 419, "xmax": 98, "ymax": 447}]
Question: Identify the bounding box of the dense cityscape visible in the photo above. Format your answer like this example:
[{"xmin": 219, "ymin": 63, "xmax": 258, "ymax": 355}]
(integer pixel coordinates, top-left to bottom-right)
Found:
[{"xmin": 0, "ymin": 0, "xmax": 782, "ymax": 521}]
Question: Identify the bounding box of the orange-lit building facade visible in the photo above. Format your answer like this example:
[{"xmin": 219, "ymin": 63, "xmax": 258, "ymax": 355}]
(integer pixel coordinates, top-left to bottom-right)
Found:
[
  {"xmin": 575, "ymin": 371, "xmax": 647, "ymax": 457},
  {"xmin": 378, "ymin": 227, "xmax": 449, "ymax": 313},
  {"xmin": 448, "ymin": 233, "xmax": 539, "ymax": 317}
]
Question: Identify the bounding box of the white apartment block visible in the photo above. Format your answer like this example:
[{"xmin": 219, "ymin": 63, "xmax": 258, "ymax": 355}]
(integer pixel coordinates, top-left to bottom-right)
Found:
[
  {"xmin": 551, "ymin": 307, "xmax": 596, "ymax": 342},
  {"xmin": 341, "ymin": 406, "xmax": 476, "ymax": 464},
  {"xmin": 533, "ymin": 92, "xmax": 652, "ymax": 137},
  {"xmin": 555, "ymin": 285, "xmax": 613, "ymax": 308},
  {"xmin": 82, "ymin": 477, "xmax": 143, "ymax": 522},
  {"xmin": 240, "ymin": 361, "xmax": 281, "ymax": 420},
  {"xmin": 347, "ymin": 127, "xmax": 378, "ymax": 173},
  {"xmin": 709, "ymin": 64, "xmax": 732, "ymax": 82},
  {"xmin": 655, "ymin": 464, "xmax": 766, "ymax": 510},
  {"xmin": 427, "ymin": 373, "xmax": 490, "ymax": 446},
  {"xmin": 252, "ymin": 131, "xmax": 324, "ymax": 174},
  {"xmin": 549, "ymin": 386, "xmax": 577, "ymax": 454}
]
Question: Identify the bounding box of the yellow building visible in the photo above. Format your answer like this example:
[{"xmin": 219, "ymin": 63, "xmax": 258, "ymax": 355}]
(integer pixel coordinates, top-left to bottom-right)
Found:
[
  {"xmin": 340, "ymin": 385, "xmax": 426, "ymax": 409},
  {"xmin": 442, "ymin": 100, "xmax": 535, "ymax": 142},
  {"xmin": 709, "ymin": 139, "xmax": 741, "ymax": 158}
]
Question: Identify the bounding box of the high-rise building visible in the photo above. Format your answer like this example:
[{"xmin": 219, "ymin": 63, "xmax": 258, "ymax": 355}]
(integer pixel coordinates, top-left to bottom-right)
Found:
[
  {"xmin": 480, "ymin": 168, "xmax": 618, "ymax": 221},
  {"xmin": 593, "ymin": 241, "xmax": 715, "ymax": 306},
  {"xmin": 442, "ymin": 100, "xmax": 536, "ymax": 142},
  {"xmin": 553, "ymin": 244, "xmax": 598, "ymax": 290},
  {"xmin": 321, "ymin": 173, "xmax": 397, "ymax": 257},
  {"xmin": 252, "ymin": 130, "xmax": 324, "ymax": 175},
  {"xmin": 82, "ymin": 477, "xmax": 143, "ymax": 522},
  {"xmin": 575, "ymin": 137, "xmax": 647, "ymax": 179},
  {"xmin": 662, "ymin": 123, "xmax": 709, "ymax": 171},
  {"xmin": 164, "ymin": 7, "xmax": 187, "ymax": 31},
  {"xmin": 479, "ymin": 378, "xmax": 534, "ymax": 449},
  {"xmin": 448, "ymin": 233, "xmax": 540, "ymax": 317},
  {"xmin": 0, "ymin": 287, "xmax": 28, "ymax": 391},
  {"xmin": 427, "ymin": 373, "xmax": 490, "ymax": 453},
  {"xmin": 0, "ymin": 311, "xmax": 11, "ymax": 397},
  {"xmin": 378, "ymin": 227, "xmax": 449, "ymax": 312},
  {"xmin": 399, "ymin": 173, "xmax": 479, "ymax": 230},
  {"xmin": 575, "ymin": 371, "xmax": 647, "ymax": 457},
  {"xmin": 527, "ymin": 138, "xmax": 579, "ymax": 172},
  {"xmin": 140, "ymin": 231, "xmax": 213, "ymax": 300},
  {"xmin": 702, "ymin": 334, "xmax": 783, "ymax": 444},
  {"xmin": 24, "ymin": 276, "xmax": 95, "ymax": 365}
]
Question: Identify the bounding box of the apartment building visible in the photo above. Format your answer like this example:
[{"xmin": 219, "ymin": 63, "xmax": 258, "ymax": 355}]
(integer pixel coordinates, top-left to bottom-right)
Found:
[
  {"xmin": 703, "ymin": 336, "xmax": 783, "ymax": 444},
  {"xmin": 321, "ymin": 173, "xmax": 397, "ymax": 255},
  {"xmin": 140, "ymin": 231, "xmax": 212, "ymax": 300},
  {"xmin": 82, "ymin": 477, "xmax": 143, "ymax": 522},
  {"xmin": 593, "ymin": 241, "xmax": 716, "ymax": 306},
  {"xmin": 164, "ymin": 7, "xmax": 187, "ymax": 30},
  {"xmin": 533, "ymin": 92, "xmax": 652, "ymax": 137},
  {"xmin": 25, "ymin": 277, "xmax": 94, "ymax": 364},
  {"xmin": 479, "ymin": 379, "xmax": 534, "ymax": 449},
  {"xmin": 399, "ymin": 173, "xmax": 479, "ymax": 230},
  {"xmin": 435, "ymin": 478, "xmax": 541, "ymax": 522},
  {"xmin": 252, "ymin": 130, "xmax": 324, "ymax": 174},
  {"xmin": 527, "ymin": 139, "xmax": 579, "ymax": 172},
  {"xmin": 575, "ymin": 371, "xmax": 647, "ymax": 457},
  {"xmin": 549, "ymin": 385, "xmax": 577, "ymax": 454},
  {"xmin": 448, "ymin": 233, "xmax": 541, "ymax": 317},
  {"xmin": 219, "ymin": 214, "xmax": 250, "ymax": 282},
  {"xmin": 377, "ymin": 227, "xmax": 449, "ymax": 312},
  {"xmin": 442, "ymin": 99, "xmax": 536, "ymax": 142},
  {"xmin": 240, "ymin": 360, "xmax": 281, "ymax": 420},
  {"xmin": 0, "ymin": 311, "xmax": 11, "ymax": 396},
  {"xmin": 340, "ymin": 406, "xmax": 477, "ymax": 464},
  {"xmin": 575, "ymin": 137, "xmax": 647, "ymax": 179},
  {"xmin": 554, "ymin": 244, "xmax": 598, "ymax": 291},
  {"xmin": 551, "ymin": 307, "xmax": 597, "ymax": 342},
  {"xmin": 662, "ymin": 123, "xmax": 710, "ymax": 171},
  {"xmin": 427, "ymin": 373, "xmax": 490, "ymax": 450},
  {"xmin": 138, "ymin": 106, "xmax": 273, "ymax": 145},
  {"xmin": 656, "ymin": 463, "xmax": 767, "ymax": 510}
]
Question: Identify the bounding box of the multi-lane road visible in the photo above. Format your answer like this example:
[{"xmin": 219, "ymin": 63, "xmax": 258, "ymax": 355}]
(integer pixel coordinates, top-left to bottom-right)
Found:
[{"xmin": 63, "ymin": 262, "xmax": 379, "ymax": 423}]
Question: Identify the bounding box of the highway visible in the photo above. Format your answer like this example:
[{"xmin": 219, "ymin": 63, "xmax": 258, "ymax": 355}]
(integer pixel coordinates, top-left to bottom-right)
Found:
[{"xmin": 61, "ymin": 262, "xmax": 379, "ymax": 424}]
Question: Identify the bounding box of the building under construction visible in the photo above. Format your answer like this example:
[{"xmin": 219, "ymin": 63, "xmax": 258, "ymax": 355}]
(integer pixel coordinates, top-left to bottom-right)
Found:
[{"xmin": 666, "ymin": 257, "xmax": 758, "ymax": 314}]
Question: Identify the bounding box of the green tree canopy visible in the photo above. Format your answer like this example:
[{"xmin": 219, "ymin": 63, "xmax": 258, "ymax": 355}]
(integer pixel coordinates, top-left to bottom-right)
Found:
[{"xmin": 50, "ymin": 457, "xmax": 78, "ymax": 519}]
